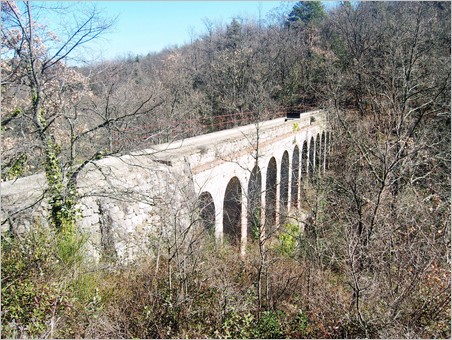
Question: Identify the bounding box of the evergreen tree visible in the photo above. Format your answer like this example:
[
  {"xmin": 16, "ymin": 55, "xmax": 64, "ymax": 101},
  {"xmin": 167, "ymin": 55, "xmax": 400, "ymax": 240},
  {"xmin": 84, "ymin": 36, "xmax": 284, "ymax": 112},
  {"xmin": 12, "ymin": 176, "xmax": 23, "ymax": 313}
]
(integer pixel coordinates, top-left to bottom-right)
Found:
[{"xmin": 286, "ymin": 1, "xmax": 325, "ymax": 27}]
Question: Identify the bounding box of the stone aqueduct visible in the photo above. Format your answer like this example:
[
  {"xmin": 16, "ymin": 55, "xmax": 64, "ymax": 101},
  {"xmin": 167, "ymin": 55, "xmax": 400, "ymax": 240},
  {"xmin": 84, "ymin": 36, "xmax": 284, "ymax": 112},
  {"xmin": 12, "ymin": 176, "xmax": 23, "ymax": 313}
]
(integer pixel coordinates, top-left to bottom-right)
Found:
[{"xmin": 1, "ymin": 110, "xmax": 330, "ymax": 262}]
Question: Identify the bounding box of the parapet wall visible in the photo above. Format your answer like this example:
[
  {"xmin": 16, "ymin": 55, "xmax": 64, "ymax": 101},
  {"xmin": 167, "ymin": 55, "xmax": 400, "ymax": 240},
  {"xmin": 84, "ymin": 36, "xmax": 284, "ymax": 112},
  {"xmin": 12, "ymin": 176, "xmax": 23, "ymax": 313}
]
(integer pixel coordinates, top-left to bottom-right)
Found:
[{"xmin": 1, "ymin": 150, "xmax": 196, "ymax": 263}]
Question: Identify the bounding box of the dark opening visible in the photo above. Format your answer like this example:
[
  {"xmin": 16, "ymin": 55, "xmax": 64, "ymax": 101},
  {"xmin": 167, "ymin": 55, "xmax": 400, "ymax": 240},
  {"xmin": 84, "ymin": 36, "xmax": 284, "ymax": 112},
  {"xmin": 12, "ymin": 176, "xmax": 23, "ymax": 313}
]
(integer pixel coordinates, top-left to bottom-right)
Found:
[
  {"xmin": 291, "ymin": 146, "xmax": 300, "ymax": 208},
  {"xmin": 326, "ymin": 132, "xmax": 331, "ymax": 169},
  {"xmin": 247, "ymin": 166, "xmax": 262, "ymax": 240},
  {"xmin": 199, "ymin": 192, "xmax": 215, "ymax": 234},
  {"xmin": 223, "ymin": 177, "xmax": 242, "ymax": 246},
  {"xmin": 280, "ymin": 152, "xmax": 290, "ymax": 223},
  {"xmin": 301, "ymin": 140, "xmax": 308, "ymax": 182},
  {"xmin": 308, "ymin": 137, "xmax": 315, "ymax": 178},
  {"xmin": 316, "ymin": 133, "xmax": 321, "ymax": 176},
  {"xmin": 265, "ymin": 157, "xmax": 277, "ymax": 233}
]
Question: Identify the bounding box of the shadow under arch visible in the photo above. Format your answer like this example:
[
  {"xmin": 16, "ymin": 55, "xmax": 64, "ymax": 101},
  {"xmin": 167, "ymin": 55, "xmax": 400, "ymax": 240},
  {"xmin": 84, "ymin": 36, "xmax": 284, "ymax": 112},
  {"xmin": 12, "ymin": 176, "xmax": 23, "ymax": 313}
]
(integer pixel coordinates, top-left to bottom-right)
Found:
[
  {"xmin": 308, "ymin": 137, "xmax": 315, "ymax": 178},
  {"xmin": 280, "ymin": 151, "xmax": 289, "ymax": 223},
  {"xmin": 198, "ymin": 191, "xmax": 215, "ymax": 234},
  {"xmin": 316, "ymin": 132, "xmax": 321, "ymax": 176},
  {"xmin": 326, "ymin": 131, "xmax": 331, "ymax": 169},
  {"xmin": 265, "ymin": 157, "xmax": 277, "ymax": 233},
  {"xmin": 247, "ymin": 165, "xmax": 262, "ymax": 240},
  {"xmin": 223, "ymin": 177, "xmax": 242, "ymax": 246},
  {"xmin": 291, "ymin": 145, "xmax": 300, "ymax": 208},
  {"xmin": 301, "ymin": 140, "xmax": 308, "ymax": 181}
]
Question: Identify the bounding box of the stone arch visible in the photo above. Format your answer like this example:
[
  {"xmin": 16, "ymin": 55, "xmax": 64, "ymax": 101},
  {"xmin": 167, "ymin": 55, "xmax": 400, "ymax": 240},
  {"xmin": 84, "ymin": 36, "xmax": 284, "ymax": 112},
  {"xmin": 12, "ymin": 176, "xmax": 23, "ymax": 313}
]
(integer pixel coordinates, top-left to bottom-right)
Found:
[
  {"xmin": 314, "ymin": 133, "xmax": 322, "ymax": 175},
  {"xmin": 198, "ymin": 191, "xmax": 215, "ymax": 233},
  {"xmin": 280, "ymin": 151, "xmax": 290, "ymax": 223},
  {"xmin": 265, "ymin": 157, "xmax": 277, "ymax": 232},
  {"xmin": 308, "ymin": 136, "xmax": 315, "ymax": 178},
  {"xmin": 301, "ymin": 140, "xmax": 308, "ymax": 181},
  {"xmin": 291, "ymin": 145, "xmax": 300, "ymax": 208},
  {"xmin": 223, "ymin": 177, "xmax": 242, "ymax": 245},
  {"xmin": 247, "ymin": 165, "xmax": 262, "ymax": 239}
]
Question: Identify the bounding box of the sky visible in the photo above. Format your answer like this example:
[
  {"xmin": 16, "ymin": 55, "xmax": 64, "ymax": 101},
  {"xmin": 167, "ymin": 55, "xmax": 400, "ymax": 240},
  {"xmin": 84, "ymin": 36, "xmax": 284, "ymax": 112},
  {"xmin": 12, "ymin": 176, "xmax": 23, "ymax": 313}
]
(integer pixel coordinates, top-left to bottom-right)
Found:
[
  {"xmin": 37, "ymin": 1, "xmax": 340, "ymax": 63},
  {"xmin": 94, "ymin": 1, "xmax": 283, "ymax": 60}
]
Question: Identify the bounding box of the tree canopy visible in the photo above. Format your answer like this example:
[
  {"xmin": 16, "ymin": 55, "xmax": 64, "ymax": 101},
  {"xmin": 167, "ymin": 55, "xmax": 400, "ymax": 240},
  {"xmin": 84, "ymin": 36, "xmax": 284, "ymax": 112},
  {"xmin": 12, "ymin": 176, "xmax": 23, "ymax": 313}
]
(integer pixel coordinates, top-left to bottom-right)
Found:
[{"xmin": 286, "ymin": 1, "xmax": 326, "ymax": 27}]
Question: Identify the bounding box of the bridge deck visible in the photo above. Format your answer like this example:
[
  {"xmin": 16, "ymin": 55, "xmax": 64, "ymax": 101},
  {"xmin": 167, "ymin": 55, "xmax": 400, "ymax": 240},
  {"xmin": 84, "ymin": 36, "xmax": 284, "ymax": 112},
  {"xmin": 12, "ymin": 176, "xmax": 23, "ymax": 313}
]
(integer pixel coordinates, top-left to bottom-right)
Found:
[
  {"xmin": 1, "ymin": 110, "xmax": 323, "ymax": 198},
  {"xmin": 132, "ymin": 110, "xmax": 322, "ymax": 163}
]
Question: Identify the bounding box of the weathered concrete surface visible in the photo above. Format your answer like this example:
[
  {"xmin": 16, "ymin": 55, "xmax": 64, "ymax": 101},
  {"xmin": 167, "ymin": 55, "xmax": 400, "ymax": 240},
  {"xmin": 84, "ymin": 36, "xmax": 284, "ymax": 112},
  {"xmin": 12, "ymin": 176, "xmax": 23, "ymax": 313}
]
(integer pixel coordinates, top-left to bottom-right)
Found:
[{"xmin": 1, "ymin": 110, "xmax": 329, "ymax": 262}]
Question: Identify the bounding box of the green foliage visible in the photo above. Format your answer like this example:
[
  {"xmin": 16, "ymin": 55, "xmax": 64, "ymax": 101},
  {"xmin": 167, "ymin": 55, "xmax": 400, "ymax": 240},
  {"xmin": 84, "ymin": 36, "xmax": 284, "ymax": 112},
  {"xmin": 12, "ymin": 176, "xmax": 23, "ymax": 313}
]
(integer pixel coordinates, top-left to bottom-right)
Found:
[
  {"xmin": 1, "ymin": 227, "xmax": 57, "ymax": 281},
  {"xmin": 1, "ymin": 227, "xmax": 72, "ymax": 338},
  {"xmin": 219, "ymin": 311, "xmax": 256, "ymax": 339},
  {"xmin": 276, "ymin": 223, "xmax": 301, "ymax": 257},
  {"xmin": 225, "ymin": 18, "xmax": 242, "ymax": 50},
  {"xmin": 287, "ymin": 1, "xmax": 326, "ymax": 27},
  {"xmin": 56, "ymin": 228, "xmax": 87, "ymax": 267},
  {"xmin": 1, "ymin": 107, "xmax": 22, "ymax": 129},
  {"xmin": 43, "ymin": 136, "xmax": 78, "ymax": 233},
  {"xmin": 69, "ymin": 273, "xmax": 99, "ymax": 304},
  {"xmin": 250, "ymin": 208, "xmax": 261, "ymax": 241},
  {"xmin": 293, "ymin": 122, "xmax": 300, "ymax": 143},
  {"xmin": 218, "ymin": 310, "xmax": 284, "ymax": 339},
  {"xmin": 1, "ymin": 153, "xmax": 27, "ymax": 181},
  {"xmin": 1, "ymin": 279, "xmax": 69, "ymax": 338},
  {"xmin": 293, "ymin": 309, "xmax": 309, "ymax": 335},
  {"xmin": 255, "ymin": 310, "xmax": 284, "ymax": 339}
]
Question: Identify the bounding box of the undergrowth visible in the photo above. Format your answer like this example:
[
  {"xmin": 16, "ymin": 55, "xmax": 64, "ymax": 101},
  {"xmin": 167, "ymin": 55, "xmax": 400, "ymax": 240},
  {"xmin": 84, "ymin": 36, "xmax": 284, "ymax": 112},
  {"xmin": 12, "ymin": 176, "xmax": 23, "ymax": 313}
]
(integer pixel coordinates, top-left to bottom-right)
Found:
[{"xmin": 1, "ymin": 222, "xmax": 450, "ymax": 339}]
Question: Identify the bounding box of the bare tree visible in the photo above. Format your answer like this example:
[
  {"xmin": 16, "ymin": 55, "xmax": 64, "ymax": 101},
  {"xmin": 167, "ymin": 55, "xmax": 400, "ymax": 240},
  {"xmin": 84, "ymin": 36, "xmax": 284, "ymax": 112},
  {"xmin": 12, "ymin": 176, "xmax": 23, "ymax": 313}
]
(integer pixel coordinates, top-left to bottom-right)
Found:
[{"xmin": 1, "ymin": 1, "xmax": 169, "ymax": 233}]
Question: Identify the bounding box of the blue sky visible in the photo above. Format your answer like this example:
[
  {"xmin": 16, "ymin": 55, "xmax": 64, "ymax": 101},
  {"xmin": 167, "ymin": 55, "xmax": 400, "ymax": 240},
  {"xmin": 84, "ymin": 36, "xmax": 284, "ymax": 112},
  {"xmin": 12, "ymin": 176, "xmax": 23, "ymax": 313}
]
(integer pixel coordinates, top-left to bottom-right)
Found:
[
  {"xmin": 38, "ymin": 1, "xmax": 340, "ymax": 62},
  {"xmin": 94, "ymin": 1, "xmax": 283, "ymax": 60}
]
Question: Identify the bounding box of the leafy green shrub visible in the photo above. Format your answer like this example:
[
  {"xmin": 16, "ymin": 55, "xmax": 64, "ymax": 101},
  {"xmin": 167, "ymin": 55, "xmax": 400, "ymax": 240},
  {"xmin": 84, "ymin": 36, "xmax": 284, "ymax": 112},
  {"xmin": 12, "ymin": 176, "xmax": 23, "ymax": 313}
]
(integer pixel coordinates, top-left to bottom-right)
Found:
[
  {"xmin": 1, "ymin": 222, "xmax": 90, "ymax": 338},
  {"xmin": 1, "ymin": 152, "xmax": 27, "ymax": 181},
  {"xmin": 1, "ymin": 228, "xmax": 71, "ymax": 338},
  {"xmin": 1, "ymin": 278, "xmax": 70, "ymax": 338},
  {"xmin": 218, "ymin": 310, "xmax": 256, "ymax": 339},
  {"xmin": 56, "ymin": 228, "xmax": 87, "ymax": 268},
  {"xmin": 1, "ymin": 227, "xmax": 57, "ymax": 281},
  {"xmin": 290, "ymin": 309, "xmax": 310, "ymax": 337},
  {"xmin": 276, "ymin": 223, "xmax": 301, "ymax": 257},
  {"xmin": 255, "ymin": 310, "xmax": 284, "ymax": 339}
]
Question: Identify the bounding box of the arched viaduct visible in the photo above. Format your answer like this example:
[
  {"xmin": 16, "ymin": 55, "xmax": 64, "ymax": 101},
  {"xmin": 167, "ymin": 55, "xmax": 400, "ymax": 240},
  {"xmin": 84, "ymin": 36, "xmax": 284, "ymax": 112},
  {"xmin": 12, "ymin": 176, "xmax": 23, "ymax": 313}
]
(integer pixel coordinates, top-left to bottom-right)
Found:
[
  {"xmin": 190, "ymin": 110, "xmax": 330, "ymax": 254},
  {"xmin": 1, "ymin": 110, "xmax": 330, "ymax": 262}
]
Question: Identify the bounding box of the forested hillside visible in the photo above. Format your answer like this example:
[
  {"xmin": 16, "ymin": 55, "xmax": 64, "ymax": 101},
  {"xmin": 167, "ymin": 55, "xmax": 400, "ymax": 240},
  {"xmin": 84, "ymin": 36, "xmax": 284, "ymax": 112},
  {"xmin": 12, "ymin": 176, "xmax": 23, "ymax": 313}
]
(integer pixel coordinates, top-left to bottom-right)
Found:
[{"xmin": 1, "ymin": 1, "xmax": 450, "ymax": 338}]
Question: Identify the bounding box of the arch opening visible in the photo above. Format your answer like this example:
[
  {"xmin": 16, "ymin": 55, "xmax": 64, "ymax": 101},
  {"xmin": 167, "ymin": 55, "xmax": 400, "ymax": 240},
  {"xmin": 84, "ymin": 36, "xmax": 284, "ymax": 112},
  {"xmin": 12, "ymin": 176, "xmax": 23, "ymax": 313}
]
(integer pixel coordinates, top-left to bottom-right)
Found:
[
  {"xmin": 265, "ymin": 157, "xmax": 277, "ymax": 233},
  {"xmin": 280, "ymin": 151, "xmax": 290, "ymax": 223},
  {"xmin": 308, "ymin": 137, "xmax": 315, "ymax": 178},
  {"xmin": 223, "ymin": 177, "xmax": 242, "ymax": 246},
  {"xmin": 316, "ymin": 133, "xmax": 321, "ymax": 176},
  {"xmin": 199, "ymin": 192, "xmax": 215, "ymax": 234},
  {"xmin": 301, "ymin": 140, "xmax": 308, "ymax": 182},
  {"xmin": 326, "ymin": 131, "xmax": 331, "ymax": 170},
  {"xmin": 247, "ymin": 166, "xmax": 262, "ymax": 240},
  {"xmin": 291, "ymin": 146, "xmax": 300, "ymax": 208}
]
